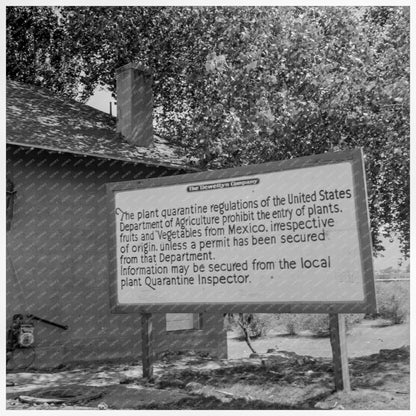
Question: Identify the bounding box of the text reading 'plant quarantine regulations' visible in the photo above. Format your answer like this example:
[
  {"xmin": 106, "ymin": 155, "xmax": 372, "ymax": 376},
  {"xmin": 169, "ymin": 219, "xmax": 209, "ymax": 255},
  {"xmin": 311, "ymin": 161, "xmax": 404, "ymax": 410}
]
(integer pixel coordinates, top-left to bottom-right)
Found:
[{"xmin": 114, "ymin": 162, "xmax": 365, "ymax": 304}]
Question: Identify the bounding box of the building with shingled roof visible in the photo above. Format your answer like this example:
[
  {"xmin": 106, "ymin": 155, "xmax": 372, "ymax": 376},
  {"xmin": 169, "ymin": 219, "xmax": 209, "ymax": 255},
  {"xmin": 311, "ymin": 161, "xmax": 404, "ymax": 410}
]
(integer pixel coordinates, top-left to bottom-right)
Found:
[{"xmin": 6, "ymin": 65, "xmax": 227, "ymax": 369}]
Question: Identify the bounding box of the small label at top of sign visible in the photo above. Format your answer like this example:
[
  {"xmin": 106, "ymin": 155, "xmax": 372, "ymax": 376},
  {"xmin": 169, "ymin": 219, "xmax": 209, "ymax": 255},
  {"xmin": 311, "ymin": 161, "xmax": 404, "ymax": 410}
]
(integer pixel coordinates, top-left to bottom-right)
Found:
[{"xmin": 187, "ymin": 178, "xmax": 259, "ymax": 192}]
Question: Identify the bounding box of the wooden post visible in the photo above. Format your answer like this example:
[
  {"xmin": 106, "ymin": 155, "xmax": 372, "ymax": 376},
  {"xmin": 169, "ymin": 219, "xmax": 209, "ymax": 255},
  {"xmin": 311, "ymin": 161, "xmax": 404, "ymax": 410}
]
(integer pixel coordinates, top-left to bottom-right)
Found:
[
  {"xmin": 141, "ymin": 313, "xmax": 154, "ymax": 379},
  {"xmin": 329, "ymin": 313, "xmax": 351, "ymax": 391}
]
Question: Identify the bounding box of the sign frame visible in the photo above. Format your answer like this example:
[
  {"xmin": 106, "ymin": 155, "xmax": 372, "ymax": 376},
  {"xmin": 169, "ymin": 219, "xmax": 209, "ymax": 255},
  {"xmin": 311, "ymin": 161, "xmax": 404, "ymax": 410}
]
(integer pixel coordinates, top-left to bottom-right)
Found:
[{"xmin": 107, "ymin": 148, "xmax": 377, "ymax": 315}]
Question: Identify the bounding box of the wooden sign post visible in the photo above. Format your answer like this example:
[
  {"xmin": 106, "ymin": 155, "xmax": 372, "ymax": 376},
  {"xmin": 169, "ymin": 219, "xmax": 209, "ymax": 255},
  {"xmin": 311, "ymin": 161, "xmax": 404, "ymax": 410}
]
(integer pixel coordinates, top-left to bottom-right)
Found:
[
  {"xmin": 329, "ymin": 314, "xmax": 351, "ymax": 391},
  {"xmin": 141, "ymin": 313, "xmax": 154, "ymax": 379}
]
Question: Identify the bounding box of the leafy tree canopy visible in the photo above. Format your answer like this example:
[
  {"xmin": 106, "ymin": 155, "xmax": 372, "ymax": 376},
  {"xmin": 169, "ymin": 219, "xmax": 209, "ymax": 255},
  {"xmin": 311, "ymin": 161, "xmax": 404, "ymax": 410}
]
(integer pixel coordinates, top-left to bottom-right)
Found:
[{"xmin": 6, "ymin": 6, "xmax": 410, "ymax": 257}]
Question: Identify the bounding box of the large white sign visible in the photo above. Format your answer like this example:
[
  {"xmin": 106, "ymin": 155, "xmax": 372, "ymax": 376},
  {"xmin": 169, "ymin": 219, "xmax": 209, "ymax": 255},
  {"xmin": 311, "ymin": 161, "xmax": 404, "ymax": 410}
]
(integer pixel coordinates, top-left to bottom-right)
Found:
[{"xmin": 107, "ymin": 149, "xmax": 376, "ymax": 313}]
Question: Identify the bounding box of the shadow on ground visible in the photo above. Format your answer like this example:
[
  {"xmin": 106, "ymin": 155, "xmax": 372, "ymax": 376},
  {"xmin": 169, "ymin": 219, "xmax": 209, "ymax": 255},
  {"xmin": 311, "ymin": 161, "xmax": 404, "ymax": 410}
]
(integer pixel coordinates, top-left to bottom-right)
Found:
[{"xmin": 6, "ymin": 346, "xmax": 409, "ymax": 410}]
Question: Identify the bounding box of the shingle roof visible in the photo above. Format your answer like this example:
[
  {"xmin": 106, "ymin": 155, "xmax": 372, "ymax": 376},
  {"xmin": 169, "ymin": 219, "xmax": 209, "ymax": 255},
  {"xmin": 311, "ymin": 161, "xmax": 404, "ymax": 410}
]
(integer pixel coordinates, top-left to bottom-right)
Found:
[{"xmin": 6, "ymin": 79, "xmax": 196, "ymax": 171}]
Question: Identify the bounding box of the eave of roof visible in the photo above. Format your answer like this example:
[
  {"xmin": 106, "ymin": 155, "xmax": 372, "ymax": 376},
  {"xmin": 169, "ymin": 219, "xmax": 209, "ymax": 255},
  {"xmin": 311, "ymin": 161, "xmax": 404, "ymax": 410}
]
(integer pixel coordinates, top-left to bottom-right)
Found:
[{"xmin": 6, "ymin": 79, "xmax": 198, "ymax": 171}]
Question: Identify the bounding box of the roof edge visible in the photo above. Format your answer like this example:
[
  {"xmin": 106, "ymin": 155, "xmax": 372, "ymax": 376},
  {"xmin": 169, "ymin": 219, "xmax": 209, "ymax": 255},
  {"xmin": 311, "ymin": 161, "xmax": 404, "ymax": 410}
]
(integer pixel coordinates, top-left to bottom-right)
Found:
[{"xmin": 6, "ymin": 141, "xmax": 200, "ymax": 172}]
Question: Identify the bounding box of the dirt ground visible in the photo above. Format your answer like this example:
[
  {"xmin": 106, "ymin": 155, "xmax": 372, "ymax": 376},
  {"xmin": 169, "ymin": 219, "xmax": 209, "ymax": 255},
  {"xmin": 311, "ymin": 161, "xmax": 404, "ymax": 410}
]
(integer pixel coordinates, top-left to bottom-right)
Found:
[{"xmin": 5, "ymin": 319, "xmax": 411, "ymax": 410}]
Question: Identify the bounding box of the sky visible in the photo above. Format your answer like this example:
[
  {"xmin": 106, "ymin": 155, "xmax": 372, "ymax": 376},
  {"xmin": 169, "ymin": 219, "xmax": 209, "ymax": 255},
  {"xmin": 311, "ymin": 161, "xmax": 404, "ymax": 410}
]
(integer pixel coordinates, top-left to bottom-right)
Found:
[{"xmin": 86, "ymin": 87, "xmax": 117, "ymax": 116}]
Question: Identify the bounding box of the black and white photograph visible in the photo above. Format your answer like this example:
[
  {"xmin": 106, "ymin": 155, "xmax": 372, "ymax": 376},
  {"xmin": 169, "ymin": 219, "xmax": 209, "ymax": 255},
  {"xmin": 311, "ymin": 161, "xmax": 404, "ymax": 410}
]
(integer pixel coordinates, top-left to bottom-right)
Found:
[{"xmin": 4, "ymin": 1, "xmax": 412, "ymax": 411}]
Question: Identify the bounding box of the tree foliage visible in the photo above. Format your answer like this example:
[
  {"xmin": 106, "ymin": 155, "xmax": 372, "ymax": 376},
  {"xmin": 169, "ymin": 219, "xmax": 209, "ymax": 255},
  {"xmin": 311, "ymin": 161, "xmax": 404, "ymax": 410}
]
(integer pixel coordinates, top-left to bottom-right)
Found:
[{"xmin": 6, "ymin": 6, "xmax": 410, "ymax": 257}]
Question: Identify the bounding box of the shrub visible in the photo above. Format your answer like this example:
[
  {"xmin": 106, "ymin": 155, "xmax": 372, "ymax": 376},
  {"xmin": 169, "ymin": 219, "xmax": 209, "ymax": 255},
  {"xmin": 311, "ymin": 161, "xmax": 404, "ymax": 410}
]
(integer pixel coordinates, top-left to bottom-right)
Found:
[
  {"xmin": 346, "ymin": 313, "xmax": 366, "ymax": 329},
  {"xmin": 278, "ymin": 314, "xmax": 305, "ymax": 335},
  {"xmin": 303, "ymin": 314, "xmax": 364, "ymax": 336},
  {"xmin": 245, "ymin": 314, "xmax": 270, "ymax": 338},
  {"xmin": 302, "ymin": 314, "xmax": 330, "ymax": 336},
  {"xmin": 277, "ymin": 313, "xmax": 364, "ymax": 336},
  {"xmin": 230, "ymin": 313, "xmax": 273, "ymax": 339},
  {"xmin": 376, "ymin": 282, "xmax": 409, "ymax": 324}
]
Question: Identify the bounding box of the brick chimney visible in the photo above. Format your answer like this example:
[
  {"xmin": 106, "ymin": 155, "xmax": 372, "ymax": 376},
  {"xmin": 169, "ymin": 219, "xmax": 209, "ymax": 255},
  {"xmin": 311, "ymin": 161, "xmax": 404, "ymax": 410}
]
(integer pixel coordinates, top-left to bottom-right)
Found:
[{"xmin": 116, "ymin": 63, "xmax": 153, "ymax": 147}]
